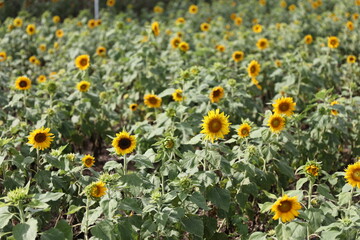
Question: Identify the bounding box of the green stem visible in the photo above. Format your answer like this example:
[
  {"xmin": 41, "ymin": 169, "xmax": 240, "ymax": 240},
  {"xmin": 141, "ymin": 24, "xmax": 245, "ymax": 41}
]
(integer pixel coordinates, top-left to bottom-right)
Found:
[
  {"xmin": 307, "ymin": 180, "xmax": 314, "ymax": 240},
  {"xmin": 18, "ymin": 202, "xmax": 26, "ymax": 223},
  {"xmin": 84, "ymin": 198, "xmax": 90, "ymax": 240},
  {"xmin": 203, "ymin": 140, "xmax": 209, "ymax": 171},
  {"xmin": 123, "ymin": 154, "xmax": 127, "ymax": 175},
  {"xmin": 348, "ymin": 187, "xmax": 354, "ymax": 210}
]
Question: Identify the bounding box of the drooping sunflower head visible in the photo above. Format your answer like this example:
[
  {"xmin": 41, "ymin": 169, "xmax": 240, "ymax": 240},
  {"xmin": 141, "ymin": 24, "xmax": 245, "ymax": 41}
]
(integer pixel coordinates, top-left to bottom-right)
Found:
[
  {"xmin": 106, "ymin": 0, "xmax": 115, "ymax": 7},
  {"xmin": 271, "ymin": 195, "xmax": 302, "ymax": 222},
  {"xmin": 209, "ymin": 86, "xmax": 224, "ymax": 103},
  {"xmin": 346, "ymin": 21, "xmax": 354, "ymax": 31},
  {"xmin": 304, "ymin": 161, "xmax": 321, "ymax": 177},
  {"xmin": 170, "ymin": 37, "xmax": 182, "ymax": 48},
  {"xmin": 345, "ymin": 161, "xmax": 360, "ymax": 188},
  {"xmin": 144, "ymin": 94, "xmax": 162, "ymax": 108},
  {"xmin": 237, "ymin": 123, "xmax": 251, "ymax": 138},
  {"xmin": 252, "ymin": 24, "xmax": 262, "ymax": 33},
  {"xmin": 328, "ymin": 36, "xmax": 340, "ymax": 49},
  {"xmin": 188, "ymin": 4, "xmax": 198, "ymax": 14},
  {"xmin": 256, "ymin": 38, "xmax": 269, "ymax": 50},
  {"xmin": 176, "ymin": 17, "xmax": 186, "ymax": 25},
  {"xmin": 247, "ymin": 60, "xmax": 261, "ymax": 78},
  {"xmin": 201, "ymin": 109, "xmax": 231, "ymax": 143},
  {"xmin": 76, "ymin": 80, "xmax": 91, "ymax": 92},
  {"xmin": 0, "ymin": 52, "xmax": 7, "ymax": 62},
  {"xmin": 29, "ymin": 56, "xmax": 38, "ymax": 64},
  {"xmin": 15, "ymin": 76, "xmax": 32, "ymax": 91},
  {"xmin": 26, "ymin": 24, "xmax": 36, "ymax": 35},
  {"xmin": 347, "ymin": 55, "xmax": 356, "ymax": 64},
  {"xmin": 179, "ymin": 41, "xmax": 190, "ymax": 52},
  {"xmin": 37, "ymin": 75, "xmax": 47, "ymax": 83},
  {"xmin": 112, "ymin": 131, "xmax": 136, "ymax": 155},
  {"xmin": 129, "ymin": 103, "xmax": 138, "ymax": 111},
  {"xmin": 200, "ymin": 22, "xmax": 210, "ymax": 32},
  {"xmin": 88, "ymin": 19, "xmax": 96, "ymax": 29},
  {"xmin": 96, "ymin": 46, "xmax": 107, "ymax": 56},
  {"xmin": 268, "ymin": 114, "xmax": 285, "ymax": 133},
  {"xmin": 330, "ymin": 100, "xmax": 339, "ymax": 116},
  {"xmin": 53, "ymin": 15, "xmax": 60, "ymax": 24},
  {"xmin": 75, "ymin": 54, "xmax": 90, "ymax": 70},
  {"xmin": 304, "ymin": 34, "xmax": 313, "ymax": 44},
  {"xmin": 151, "ymin": 21, "xmax": 160, "ymax": 37},
  {"xmin": 216, "ymin": 45, "xmax": 225, "ymax": 52},
  {"xmin": 272, "ymin": 97, "xmax": 296, "ymax": 116},
  {"xmin": 82, "ymin": 154, "xmax": 95, "ymax": 168},
  {"xmin": 232, "ymin": 51, "xmax": 244, "ymax": 62},
  {"xmin": 13, "ymin": 18, "xmax": 23, "ymax": 27},
  {"xmin": 172, "ymin": 89, "xmax": 184, "ymax": 102},
  {"xmin": 27, "ymin": 127, "xmax": 55, "ymax": 150}
]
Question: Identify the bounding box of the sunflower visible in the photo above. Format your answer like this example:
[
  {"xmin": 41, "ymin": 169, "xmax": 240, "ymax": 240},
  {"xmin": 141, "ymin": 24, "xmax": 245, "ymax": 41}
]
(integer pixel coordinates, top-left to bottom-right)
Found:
[
  {"xmin": 230, "ymin": 13, "xmax": 237, "ymax": 20},
  {"xmin": 39, "ymin": 44, "xmax": 46, "ymax": 52},
  {"xmin": 95, "ymin": 19, "xmax": 102, "ymax": 26},
  {"xmin": 259, "ymin": 0, "xmax": 266, "ymax": 6},
  {"xmin": 54, "ymin": 42, "xmax": 59, "ymax": 49},
  {"xmin": 256, "ymin": 38, "xmax": 269, "ymax": 50},
  {"xmin": 55, "ymin": 29, "xmax": 64, "ymax": 38},
  {"xmin": 272, "ymin": 97, "xmax": 296, "ymax": 116},
  {"xmin": 345, "ymin": 162, "xmax": 360, "ymax": 188},
  {"xmin": 304, "ymin": 35, "xmax": 313, "ymax": 44},
  {"xmin": 37, "ymin": 75, "xmax": 47, "ymax": 83},
  {"xmin": 346, "ymin": 21, "xmax": 354, "ymax": 31},
  {"xmin": 170, "ymin": 37, "xmax": 182, "ymax": 48},
  {"xmin": 280, "ymin": 0, "xmax": 287, "ymax": 8},
  {"xmin": 216, "ymin": 45, "xmax": 225, "ymax": 52},
  {"xmin": 237, "ymin": 123, "xmax": 251, "ymax": 138},
  {"xmin": 13, "ymin": 18, "xmax": 23, "ymax": 27},
  {"xmin": 288, "ymin": 4, "xmax": 296, "ymax": 11},
  {"xmin": 328, "ymin": 36, "xmax": 339, "ymax": 49},
  {"xmin": 172, "ymin": 89, "xmax": 184, "ymax": 102},
  {"xmin": 76, "ymin": 81, "xmax": 91, "ymax": 92},
  {"xmin": 112, "ymin": 131, "xmax": 136, "ymax": 155},
  {"xmin": 330, "ymin": 100, "xmax": 339, "ymax": 116},
  {"xmin": 275, "ymin": 60, "xmax": 282, "ymax": 67},
  {"xmin": 53, "ymin": 16, "xmax": 60, "ymax": 24},
  {"xmin": 176, "ymin": 17, "xmax": 186, "ymax": 25},
  {"xmin": 27, "ymin": 127, "xmax": 55, "ymax": 150},
  {"xmin": 0, "ymin": 52, "xmax": 6, "ymax": 62},
  {"xmin": 353, "ymin": 13, "xmax": 359, "ymax": 20},
  {"xmin": 234, "ymin": 17, "xmax": 243, "ymax": 26},
  {"xmin": 356, "ymin": 0, "xmax": 360, "ymax": 6},
  {"xmin": 232, "ymin": 51, "xmax": 244, "ymax": 62},
  {"xmin": 106, "ymin": 0, "xmax": 115, "ymax": 7},
  {"xmin": 271, "ymin": 195, "xmax": 302, "ymax": 223},
  {"xmin": 347, "ymin": 55, "xmax": 356, "ymax": 64},
  {"xmin": 75, "ymin": 55, "xmax": 90, "ymax": 70},
  {"xmin": 200, "ymin": 23, "xmax": 210, "ymax": 32},
  {"xmin": 144, "ymin": 94, "xmax": 162, "ymax": 108},
  {"xmin": 90, "ymin": 181, "xmax": 107, "ymax": 198},
  {"xmin": 151, "ymin": 21, "xmax": 160, "ymax": 37},
  {"xmin": 29, "ymin": 56, "xmax": 37, "ymax": 64},
  {"xmin": 209, "ymin": 86, "xmax": 224, "ymax": 103},
  {"xmin": 179, "ymin": 41, "xmax": 190, "ymax": 52},
  {"xmin": 305, "ymin": 164, "xmax": 320, "ymax": 177},
  {"xmin": 96, "ymin": 46, "xmax": 107, "ymax": 56},
  {"xmin": 268, "ymin": 114, "xmax": 285, "ymax": 133},
  {"xmin": 188, "ymin": 4, "xmax": 198, "ymax": 14},
  {"xmin": 88, "ymin": 19, "xmax": 96, "ymax": 29},
  {"xmin": 82, "ymin": 154, "xmax": 95, "ymax": 168},
  {"xmin": 26, "ymin": 24, "xmax": 36, "ymax": 35},
  {"xmin": 252, "ymin": 24, "xmax": 262, "ymax": 33},
  {"xmin": 247, "ymin": 60, "xmax": 261, "ymax": 78},
  {"xmin": 153, "ymin": 6, "xmax": 164, "ymax": 13},
  {"xmin": 129, "ymin": 103, "xmax": 138, "ymax": 111},
  {"xmin": 15, "ymin": 76, "xmax": 31, "ymax": 91},
  {"xmin": 201, "ymin": 109, "xmax": 231, "ymax": 143}
]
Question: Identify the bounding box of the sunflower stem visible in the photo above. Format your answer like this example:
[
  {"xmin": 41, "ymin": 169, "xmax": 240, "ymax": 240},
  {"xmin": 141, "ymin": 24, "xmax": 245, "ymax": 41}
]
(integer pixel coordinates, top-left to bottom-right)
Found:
[
  {"xmin": 123, "ymin": 154, "xmax": 127, "ymax": 175},
  {"xmin": 84, "ymin": 197, "xmax": 90, "ymax": 240},
  {"xmin": 348, "ymin": 187, "xmax": 354, "ymax": 210},
  {"xmin": 36, "ymin": 148, "xmax": 40, "ymax": 172},
  {"xmin": 308, "ymin": 179, "xmax": 313, "ymax": 209},
  {"xmin": 203, "ymin": 140, "xmax": 209, "ymax": 171},
  {"xmin": 18, "ymin": 202, "xmax": 26, "ymax": 223}
]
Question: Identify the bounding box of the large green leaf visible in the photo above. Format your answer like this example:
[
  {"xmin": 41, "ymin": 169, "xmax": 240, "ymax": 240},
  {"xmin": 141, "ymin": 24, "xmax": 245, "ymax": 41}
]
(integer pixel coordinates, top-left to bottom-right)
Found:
[
  {"xmin": 181, "ymin": 215, "xmax": 204, "ymax": 238},
  {"xmin": 13, "ymin": 219, "xmax": 38, "ymax": 240},
  {"xmin": 206, "ymin": 187, "xmax": 230, "ymax": 212}
]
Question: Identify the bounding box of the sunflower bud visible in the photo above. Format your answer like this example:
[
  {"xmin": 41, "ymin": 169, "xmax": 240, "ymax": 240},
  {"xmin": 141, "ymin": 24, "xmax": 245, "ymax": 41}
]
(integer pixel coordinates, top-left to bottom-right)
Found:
[
  {"xmin": 227, "ymin": 79, "xmax": 236, "ymax": 86},
  {"xmin": 179, "ymin": 177, "xmax": 192, "ymax": 190},
  {"xmin": 66, "ymin": 153, "xmax": 76, "ymax": 161},
  {"xmin": 163, "ymin": 139, "xmax": 174, "ymax": 149},
  {"xmin": 150, "ymin": 190, "xmax": 162, "ymax": 203},
  {"xmin": 166, "ymin": 108, "xmax": 176, "ymax": 118},
  {"xmin": 46, "ymin": 82, "xmax": 57, "ymax": 94},
  {"xmin": 5, "ymin": 187, "xmax": 30, "ymax": 205}
]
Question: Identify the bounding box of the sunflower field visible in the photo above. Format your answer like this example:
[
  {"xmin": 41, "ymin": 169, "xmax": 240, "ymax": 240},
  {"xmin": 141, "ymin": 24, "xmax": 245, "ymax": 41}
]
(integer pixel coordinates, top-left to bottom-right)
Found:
[{"xmin": 0, "ymin": 0, "xmax": 360, "ymax": 239}]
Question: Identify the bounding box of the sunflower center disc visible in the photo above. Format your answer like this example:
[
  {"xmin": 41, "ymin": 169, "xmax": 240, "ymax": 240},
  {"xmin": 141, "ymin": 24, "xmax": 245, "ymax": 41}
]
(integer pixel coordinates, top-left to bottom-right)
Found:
[
  {"xmin": 235, "ymin": 54, "xmax": 241, "ymax": 59},
  {"xmin": 279, "ymin": 103, "xmax": 289, "ymax": 111},
  {"xmin": 81, "ymin": 84, "xmax": 87, "ymax": 90},
  {"xmin": 85, "ymin": 158, "xmax": 92, "ymax": 165},
  {"xmin": 80, "ymin": 59, "xmax": 88, "ymax": 66},
  {"xmin": 149, "ymin": 97, "xmax": 157, "ymax": 104},
  {"xmin": 213, "ymin": 90, "xmax": 221, "ymax": 98},
  {"xmin": 353, "ymin": 170, "xmax": 360, "ymax": 181},
  {"xmin": 209, "ymin": 119, "xmax": 222, "ymax": 132},
  {"xmin": 272, "ymin": 119, "xmax": 280, "ymax": 127},
  {"xmin": 278, "ymin": 200, "xmax": 292, "ymax": 213},
  {"xmin": 118, "ymin": 138, "xmax": 131, "ymax": 149},
  {"xmin": 331, "ymin": 40, "xmax": 336, "ymax": 46},
  {"xmin": 241, "ymin": 129, "xmax": 248, "ymax": 135},
  {"xmin": 34, "ymin": 133, "xmax": 47, "ymax": 143},
  {"xmin": 19, "ymin": 81, "xmax": 28, "ymax": 88},
  {"xmin": 176, "ymin": 93, "xmax": 182, "ymax": 98},
  {"xmin": 250, "ymin": 66, "xmax": 256, "ymax": 73}
]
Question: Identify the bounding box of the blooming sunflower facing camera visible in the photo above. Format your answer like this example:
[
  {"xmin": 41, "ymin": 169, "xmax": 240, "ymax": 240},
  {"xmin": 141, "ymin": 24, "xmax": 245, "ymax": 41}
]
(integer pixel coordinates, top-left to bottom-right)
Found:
[
  {"xmin": 188, "ymin": 4, "xmax": 198, "ymax": 14},
  {"xmin": 200, "ymin": 22, "xmax": 210, "ymax": 31},
  {"xmin": 201, "ymin": 109, "xmax": 231, "ymax": 143},
  {"xmin": 76, "ymin": 81, "xmax": 91, "ymax": 92},
  {"xmin": 271, "ymin": 195, "xmax": 302, "ymax": 223},
  {"xmin": 151, "ymin": 21, "xmax": 160, "ymax": 37},
  {"xmin": 237, "ymin": 123, "xmax": 251, "ymax": 138},
  {"xmin": 112, "ymin": 131, "xmax": 136, "ymax": 155},
  {"xmin": 55, "ymin": 29, "xmax": 64, "ymax": 38},
  {"xmin": 96, "ymin": 46, "xmax": 107, "ymax": 56},
  {"xmin": 256, "ymin": 38, "xmax": 269, "ymax": 50},
  {"xmin": 37, "ymin": 75, "xmax": 46, "ymax": 83},
  {"xmin": 82, "ymin": 154, "xmax": 95, "ymax": 168},
  {"xmin": 304, "ymin": 34, "xmax": 313, "ymax": 44},
  {"xmin": 347, "ymin": 55, "xmax": 356, "ymax": 64},
  {"xmin": 328, "ymin": 36, "xmax": 339, "ymax": 49},
  {"xmin": 106, "ymin": 0, "xmax": 115, "ymax": 7},
  {"xmin": 247, "ymin": 60, "xmax": 261, "ymax": 78},
  {"xmin": 129, "ymin": 103, "xmax": 138, "ymax": 111},
  {"xmin": 345, "ymin": 161, "xmax": 360, "ymax": 189},
  {"xmin": 268, "ymin": 114, "xmax": 285, "ymax": 133},
  {"xmin": 15, "ymin": 76, "xmax": 32, "ymax": 91},
  {"xmin": 179, "ymin": 41, "xmax": 189, "ymax": 52},
  {"xmin": 170, "ymin": 37, "xmax": 181, "ymax": 48},
  {"xmin": 28, "ymin": 127, "xmax": 55, "ymax": 150},
  {"xmin": 26, "ymin": 24, "xmax": 36, "ymax": 35},
  {"xmin": 209, "ymin": 86, "xmax": 224, "ymax": 103},
  {"xmin": 144, "ymin": 94, "xmax": 162, "ymax": 108},
  {"xmin": 232, "ymin": 51, "xmax": 244, "ymax": 62},
  {"xmin": 75, "ymin": 55, "xmax": 90, "ymax": 70},
  {"xmin": 0, "ymin": 52, "xmax": 6, "ymax": 62},
  {"xmin": 272, "ymin": 97, "xmax": 296, "ymax": 116},
  {"xmin": 172, "ymin": 89, "xmax": 184, "ymax": 102}
]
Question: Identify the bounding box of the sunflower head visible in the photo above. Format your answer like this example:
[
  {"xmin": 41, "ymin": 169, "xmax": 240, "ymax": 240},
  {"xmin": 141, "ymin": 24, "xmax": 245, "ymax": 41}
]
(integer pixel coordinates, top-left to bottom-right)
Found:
[
  {"xmin": 144, "ymin": 94, "xmax": 162, "ymax": 108},
  {"xmin": 153, "ymin": 6, "xmax": 164, "ymax": 13},
  {"xmin": 85, "ymin": 181, "xmax": 107, "ymax": 199},
  {"xmin": 275, "ymin": 60, "xmax": 282, "ymax": 67},
  {"xmin": 252, "ymin": 24, "xmax": 262, "ymax": 33},
  {"xmin": 55, "ymin": 29, "xmax": 64, "ymax": 38},
  {"xmin": 256, "ymin": 38, "xmax": 269, "ymax": 50},
  {"xmin": 216, "ymin": 45, "xmax": 225, "ymax": 52},
  {"xmin": 234, "ymin": 17, "xmax": 242, "ymax": 25},
  {"xmin": 88, "ymin": 19, "xmax": 96, "ymax": 29},
  {"xmin": 96, "ymin": 46, "xmax": 107, "ymax": 56},
  {"xmin": 345, "ymin": 161, "xmax": 360, "ymax": 189},
  {"xmin": 106, "ymin": 0, "xmax": 115, "ymax": 7},
  {"xmin": 271, "ymin": 195, "xmax": 302, "ymax": 222},
  {"xmin": 76, "ymin": 80, "xmax": 91, "ymax": 92},
  {"xmin": 188, "ymin": 4, "xmax": 198, "ymax": 14},
  {"xmin": 53, "ymin": 16, "xmax": 60, "ymax": 23},
  {"xmin": 304, "ymin": 161, "xmax": 321, "ymax": 178},
  {"xmin": 13, "ymin": 18, "xmax": 23, "ymax": 27},
  {"xmin": 272, "ymin": 97, "xmax": 296, "ymax": 116},
  {"xmin": 151, "ymin": 21, "xmax": 160, "ymax": 37},
  {"xmin": 172, "ymin": 89, "xmax": 184, "ymax": 102},
  {"xmin": 247, "ymin": 60, "xmax": 261, "ymax": 78},
  {"xmin": 26, "ymin": 24, "xmax": 36, "ymax": 35},
  {"xmin": 347, "ymin": 55, "xmax": 356, "ymax": 64},
  {"xmin": 328, "ymin": 36, "xmax": 340, "ymax": 49},
  {"xmin": 238, "ymin": 123, "xmax": 251, "ymax": 138},
  {"xmin": 201, "ymin": 109, "xmax": 231, "ymax": 143},
  {"xmin": 27, "ymin": 127, "xmax": 55, "ymax": 150},
  {"xmin": 288, "ymin": 4, "xmax": 296, "ymax": 11},
  {"xmin": 209, "ymin": 86, "xmax": 224, "ymax": 103},
  {"xmin": 346, "ymin": 21, "xmax": 354, "ymax": 31},
  {"xmin": 232, "ymin": 51, "xmax": 244, "ymax": 62},
  {"xmin": 112, "ymin": 131, "xmax": 136, "ymax": 155},
  {"xmin": 178, "ymin": 42, "xmax": 190, "ymax": 52},
  {"xmin": 176, "ymin": 17, "xmax": 186, "ymax": 25},
  {"xmin": 200, "ymin": 22, "xmax": 210, "ymax": 32},
  {"xmin": 39, "ymin": 44, "xmax": 46, "ymax": 52},
  {"xmin": 0, "ymin": 52, "xmax": 7, "ymax": 62},
  {"xmin": 268, "ymin": 114, "xmax": 285, "ymax": 133},
  {"xmin": 82, "ymin": 154, "xmax": 95, "ymax": 168},
  {"xmin": 170, "ymin": 37, "xmax": 182, "ymax": 48},
  {"xmin": 330, "ymin": 100, "xmax": 339, "ymax": 116},
  {"xmin": 15, "ymin": 76, "xmax": 32, "ymax": 91},
  {"xmin": 129, "ymin": 103, "xmax": 138, "ymax": 111},
  {"xmin": 75, "ymin": 55, "xmax": 90, "ymax": 70},
  {"xmin": 304, "ymin": 34, "xmax": 313, "ymax": 44},
  {"xmin": 37, "ymin": 75, "xmax": 47, "ymax": 83}
]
